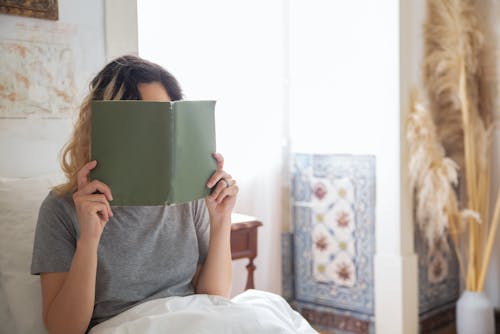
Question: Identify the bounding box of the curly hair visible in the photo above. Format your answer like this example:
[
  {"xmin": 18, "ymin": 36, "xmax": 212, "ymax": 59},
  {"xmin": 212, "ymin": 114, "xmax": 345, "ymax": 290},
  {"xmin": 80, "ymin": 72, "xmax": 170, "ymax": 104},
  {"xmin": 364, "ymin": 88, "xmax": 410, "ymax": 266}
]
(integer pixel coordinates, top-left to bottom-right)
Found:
[{"xmin": 53, "ymin": 55, "xmax": 183, "ymax": 195}]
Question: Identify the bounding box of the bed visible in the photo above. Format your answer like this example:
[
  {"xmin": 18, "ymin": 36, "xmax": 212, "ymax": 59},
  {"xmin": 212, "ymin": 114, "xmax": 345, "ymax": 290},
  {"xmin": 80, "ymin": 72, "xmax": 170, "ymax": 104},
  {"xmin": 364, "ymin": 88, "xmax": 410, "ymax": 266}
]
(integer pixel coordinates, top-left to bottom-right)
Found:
[{"xmin": 0, "ymin": 174, "xmax": 316, "ymax": 333}]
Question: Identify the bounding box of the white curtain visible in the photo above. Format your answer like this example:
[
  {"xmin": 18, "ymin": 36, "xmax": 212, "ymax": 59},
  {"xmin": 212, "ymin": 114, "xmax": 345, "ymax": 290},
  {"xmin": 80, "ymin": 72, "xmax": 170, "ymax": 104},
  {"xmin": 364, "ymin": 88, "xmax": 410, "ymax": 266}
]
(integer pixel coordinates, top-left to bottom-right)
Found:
[
  {"xmin": 138, "ymin": 0, "xmax": 287, "ymax": 295},
  {"xmin": 138, "ymin": 0, "xmax": 401, "ymax": 297}
]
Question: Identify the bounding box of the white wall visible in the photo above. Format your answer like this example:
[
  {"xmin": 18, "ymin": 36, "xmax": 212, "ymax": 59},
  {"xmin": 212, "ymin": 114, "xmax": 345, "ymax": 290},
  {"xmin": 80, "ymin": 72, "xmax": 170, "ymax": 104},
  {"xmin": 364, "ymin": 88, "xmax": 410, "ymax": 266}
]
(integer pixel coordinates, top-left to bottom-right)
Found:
[
  {"xmin": 105, "ymin": 0, "xmax": 138, "ymax": 62},
  {"xmin": 400, "ymin": 1, "xmax": 425, "ymax": 332},
  {"xmin": 0, "ymin": 0, "xmax": 106, "ymax": 178}
]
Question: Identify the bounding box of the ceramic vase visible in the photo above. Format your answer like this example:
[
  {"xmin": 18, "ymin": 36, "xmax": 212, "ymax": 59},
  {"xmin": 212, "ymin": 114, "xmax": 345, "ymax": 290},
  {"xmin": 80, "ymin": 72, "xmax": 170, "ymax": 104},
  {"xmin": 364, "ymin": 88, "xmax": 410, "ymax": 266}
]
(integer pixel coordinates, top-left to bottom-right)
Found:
[{"xmin": 456, "ymin": 291, "xmax": 494, "ymax": 334}]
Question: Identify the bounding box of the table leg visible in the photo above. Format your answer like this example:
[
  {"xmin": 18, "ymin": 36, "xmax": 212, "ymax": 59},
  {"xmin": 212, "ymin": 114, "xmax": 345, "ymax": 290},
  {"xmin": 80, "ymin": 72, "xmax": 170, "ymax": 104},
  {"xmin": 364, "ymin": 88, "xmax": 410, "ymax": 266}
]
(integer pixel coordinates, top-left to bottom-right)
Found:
[{"xmin": 245, "ymin": 257, "xmax": 256, "ymax": 290}]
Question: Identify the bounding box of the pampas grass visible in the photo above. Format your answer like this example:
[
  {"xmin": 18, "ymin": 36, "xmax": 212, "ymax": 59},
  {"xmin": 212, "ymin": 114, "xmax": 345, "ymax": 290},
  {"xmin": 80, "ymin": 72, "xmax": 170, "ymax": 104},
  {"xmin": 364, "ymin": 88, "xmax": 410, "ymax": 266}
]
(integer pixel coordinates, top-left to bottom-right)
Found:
[
  {"xmin": 407, "ymin": 92, "xmax": 465, "ymax": 276},
  {"xmin": 423, "ymin": 0, "xmax": 484, "ymax": 168},
  {"xmin": 409, "ymin": 0, "xmax": 500, "ymax": 292},
  {"xmin": 407, "ymin": 92, "xmax": 460, "ymax": 251}
]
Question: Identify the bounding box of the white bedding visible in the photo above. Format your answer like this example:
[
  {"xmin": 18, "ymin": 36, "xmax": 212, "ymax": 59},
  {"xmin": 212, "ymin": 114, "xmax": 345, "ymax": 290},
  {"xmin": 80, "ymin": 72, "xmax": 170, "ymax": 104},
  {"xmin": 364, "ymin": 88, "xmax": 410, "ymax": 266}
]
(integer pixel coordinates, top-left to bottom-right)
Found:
[
  {"xmin": 90, "ymin": 289, "xmax": 317, "ymax": 334},
  {"xmin": 0, "ymin": 175, "xmax": 316, "ymax": 333}
]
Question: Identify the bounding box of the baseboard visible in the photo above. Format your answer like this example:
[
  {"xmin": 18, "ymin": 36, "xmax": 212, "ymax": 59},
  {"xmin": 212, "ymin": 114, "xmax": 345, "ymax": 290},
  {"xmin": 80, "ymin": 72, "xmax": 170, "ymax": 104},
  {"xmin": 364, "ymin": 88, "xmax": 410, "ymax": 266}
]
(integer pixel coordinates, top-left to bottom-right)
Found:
[
  {"xmin": 496, "ymin": 309, "xmax": 500, "ymax": 334},
  {"xmin": 419, "ymin": 304, "xmax": 455, "ymax": 334},
  {"xmin": 291, "ymin": 300, "xmax": 374, "ymax": 334},
  {"xmin": 420, "ymin": 305, "xmax": 499, "ymax": 334}
]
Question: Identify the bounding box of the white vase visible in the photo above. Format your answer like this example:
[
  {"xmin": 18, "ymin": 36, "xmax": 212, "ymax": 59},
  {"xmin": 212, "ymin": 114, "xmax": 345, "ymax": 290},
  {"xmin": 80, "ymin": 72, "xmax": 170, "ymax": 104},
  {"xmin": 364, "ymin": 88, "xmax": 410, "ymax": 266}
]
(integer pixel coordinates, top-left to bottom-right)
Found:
[{"xmin": 456, "ymin": 291, "xmax": 495, "ymax": 334}]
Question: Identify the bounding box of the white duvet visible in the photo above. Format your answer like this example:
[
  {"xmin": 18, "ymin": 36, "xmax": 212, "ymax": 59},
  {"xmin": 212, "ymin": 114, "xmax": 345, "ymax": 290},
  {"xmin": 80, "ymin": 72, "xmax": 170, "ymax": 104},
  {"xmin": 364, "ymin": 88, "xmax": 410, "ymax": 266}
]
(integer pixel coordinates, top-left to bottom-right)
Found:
[{"xmin": 89, "ymin": 289, "xmax": 317, "ymax": 334}]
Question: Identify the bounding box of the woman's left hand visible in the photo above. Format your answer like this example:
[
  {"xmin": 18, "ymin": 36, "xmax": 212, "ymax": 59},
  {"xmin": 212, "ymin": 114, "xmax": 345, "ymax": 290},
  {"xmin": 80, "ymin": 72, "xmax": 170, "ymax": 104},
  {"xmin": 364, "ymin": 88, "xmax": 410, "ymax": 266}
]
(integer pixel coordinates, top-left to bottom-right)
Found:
[{"xmin": 205, "ymin": 153, "xmax": 238, "ymax": 224}]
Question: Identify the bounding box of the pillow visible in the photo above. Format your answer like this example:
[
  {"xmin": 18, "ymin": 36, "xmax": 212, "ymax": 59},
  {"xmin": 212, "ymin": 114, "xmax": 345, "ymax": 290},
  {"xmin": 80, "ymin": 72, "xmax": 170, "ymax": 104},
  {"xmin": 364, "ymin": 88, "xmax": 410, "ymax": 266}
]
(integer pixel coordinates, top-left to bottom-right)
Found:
[
  {"xmin": 0, "ymin": 173, "xmax": 65, "ymax": 334},
  {"xmin": 0, "ymin": 271, "xmax": 46, "ymax": 333}
]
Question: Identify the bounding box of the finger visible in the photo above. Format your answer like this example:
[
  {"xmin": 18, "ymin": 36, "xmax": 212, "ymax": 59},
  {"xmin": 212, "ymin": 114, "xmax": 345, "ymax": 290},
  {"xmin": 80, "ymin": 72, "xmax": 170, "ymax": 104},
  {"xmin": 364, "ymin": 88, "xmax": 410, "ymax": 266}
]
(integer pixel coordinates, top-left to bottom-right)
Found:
[
  {"xmin": 77, "ymin": 160, "xmax": 98, "ymax": 190},
  {"xmin": 212, "ymin": 153, "xmax": 224, "ymax": 170},
  {"xmin": 82, "ymin": 201, "xmax": 109, "ymax": 222},
  {"xmin": 94, "ymin": 202, "xmax": 110, "ymax": 223},
  {"xmin": 210, "ymin": 179, "xmax": 228, "ymax": 200},
  {"xmin": 206, "ymin": 170, "xmax": 231, "ymax": 188},
  {"xmin": 215, "ymin": 184, "xmax": 239, "ymax": 204},
  {"xmin": 80, "ymin": 180, "xmax": 113, "ymax": 201},
  {"xmin": 86, "ymin": 194, "xmax": 113, "ymax": 217}
]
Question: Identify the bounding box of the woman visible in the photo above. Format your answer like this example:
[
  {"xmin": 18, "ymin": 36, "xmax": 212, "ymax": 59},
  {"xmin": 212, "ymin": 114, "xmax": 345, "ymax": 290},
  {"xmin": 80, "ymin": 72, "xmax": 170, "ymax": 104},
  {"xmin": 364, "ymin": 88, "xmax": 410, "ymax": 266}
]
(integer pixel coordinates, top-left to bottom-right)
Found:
[{"xmin": 31, "ymin": 55, "xmax": 238, "ymax": 334}]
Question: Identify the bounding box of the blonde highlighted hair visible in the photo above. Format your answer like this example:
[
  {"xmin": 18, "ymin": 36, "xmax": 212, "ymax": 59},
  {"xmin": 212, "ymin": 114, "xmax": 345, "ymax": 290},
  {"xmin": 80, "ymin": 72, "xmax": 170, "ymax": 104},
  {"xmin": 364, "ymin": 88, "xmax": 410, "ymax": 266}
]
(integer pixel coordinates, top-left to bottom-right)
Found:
[{"xmin": 53, "ymin": 55, "xmax": 183, "ymax": 196}]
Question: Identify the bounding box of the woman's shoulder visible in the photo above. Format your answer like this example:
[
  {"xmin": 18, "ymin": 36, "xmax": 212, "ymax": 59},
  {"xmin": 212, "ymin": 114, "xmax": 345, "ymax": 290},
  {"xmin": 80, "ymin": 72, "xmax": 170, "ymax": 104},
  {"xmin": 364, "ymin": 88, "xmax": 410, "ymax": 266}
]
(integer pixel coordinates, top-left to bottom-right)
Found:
[{"xmin": 39, "ymin": 189, "xmax": 75, "ymax": 215}]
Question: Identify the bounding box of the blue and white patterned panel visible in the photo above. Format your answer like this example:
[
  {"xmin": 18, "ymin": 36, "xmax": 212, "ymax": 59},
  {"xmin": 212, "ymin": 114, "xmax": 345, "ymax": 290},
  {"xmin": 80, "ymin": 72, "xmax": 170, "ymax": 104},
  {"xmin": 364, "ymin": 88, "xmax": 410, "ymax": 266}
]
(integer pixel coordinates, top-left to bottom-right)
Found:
[
  {"xmin": 292, "ymin": 154, "xmax": 376, "ymax": 315},
  {"xmin": 415, "ymin": 229, "xmax": 459, "ymax": 313},
  {"xmin": 281, "ymin": 232, "xmax": 295, "ymax": 301}
]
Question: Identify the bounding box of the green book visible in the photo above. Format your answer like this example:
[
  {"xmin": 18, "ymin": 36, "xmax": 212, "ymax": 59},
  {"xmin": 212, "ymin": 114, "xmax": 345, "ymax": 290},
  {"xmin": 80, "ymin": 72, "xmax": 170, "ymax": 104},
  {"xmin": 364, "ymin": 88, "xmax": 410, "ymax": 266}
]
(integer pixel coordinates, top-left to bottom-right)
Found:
[{"xmin": 90, "ymin": 100, "xmax": 217, "ymax": 206}]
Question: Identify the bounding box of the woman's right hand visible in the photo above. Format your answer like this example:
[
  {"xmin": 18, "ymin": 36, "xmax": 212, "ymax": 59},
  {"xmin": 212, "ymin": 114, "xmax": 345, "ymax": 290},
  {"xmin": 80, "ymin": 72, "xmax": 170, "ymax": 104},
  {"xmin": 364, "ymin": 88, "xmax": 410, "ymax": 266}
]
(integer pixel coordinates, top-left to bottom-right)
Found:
[{"xmin": 72, "ymin": 160, "xmax": 113, "ymax": 247}]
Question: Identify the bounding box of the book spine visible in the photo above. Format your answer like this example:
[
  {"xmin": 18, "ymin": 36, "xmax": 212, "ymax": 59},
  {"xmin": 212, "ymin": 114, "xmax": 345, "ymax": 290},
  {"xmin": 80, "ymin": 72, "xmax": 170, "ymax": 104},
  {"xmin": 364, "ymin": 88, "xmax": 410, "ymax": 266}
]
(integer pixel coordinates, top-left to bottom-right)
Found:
[{"xmin": 167, "ymin": 102, "xmax": 176, "ymax": 205}]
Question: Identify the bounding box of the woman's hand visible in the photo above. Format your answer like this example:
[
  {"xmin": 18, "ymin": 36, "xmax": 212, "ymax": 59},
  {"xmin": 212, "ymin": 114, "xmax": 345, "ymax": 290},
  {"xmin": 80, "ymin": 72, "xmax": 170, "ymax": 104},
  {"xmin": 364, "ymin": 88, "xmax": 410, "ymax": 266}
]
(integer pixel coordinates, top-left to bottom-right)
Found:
[
  {"xmin": 205, "ymin": 153, "xmax": 238, "ymax": 224},
  {"xmin": 197, "ymin": 153, "xmax": 236, "ymax": 297},
  {"xmin": 72, "ymin": 160, "xmax": 113, "ymax": 247}
]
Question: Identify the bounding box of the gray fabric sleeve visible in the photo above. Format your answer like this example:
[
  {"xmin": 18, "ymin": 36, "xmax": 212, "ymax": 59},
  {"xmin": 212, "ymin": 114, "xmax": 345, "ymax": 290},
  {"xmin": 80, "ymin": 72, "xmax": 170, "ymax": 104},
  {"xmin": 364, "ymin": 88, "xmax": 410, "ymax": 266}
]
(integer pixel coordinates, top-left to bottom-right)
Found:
[
  {"xmin": 30, "ymin": 193, "xmax": 77, "ymax": 275},
  {"xmin": 192, "ymin": 199, "xmax": 210, "ymax": 264}
]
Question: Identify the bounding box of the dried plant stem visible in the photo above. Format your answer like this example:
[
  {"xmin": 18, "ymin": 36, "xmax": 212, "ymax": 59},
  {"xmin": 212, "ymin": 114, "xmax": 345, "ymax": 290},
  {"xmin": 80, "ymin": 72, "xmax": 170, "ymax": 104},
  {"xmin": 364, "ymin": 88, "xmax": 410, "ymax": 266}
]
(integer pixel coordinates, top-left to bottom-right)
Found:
[
  {"xmin": 477, "ymin": 162, "xmax": 485, "ymax": 263},
  {"xmin": 449, "ymin": 217, "xmax": 466, "ymax": 279},
  {"xmin": 482, "ymin": 137, "xmax": 493, "ymax": 260},
  {"xmin": 459, "ymin": 62, "xmax": 479, "ymax": 291},
  {"xmin": 478, "ymin": 190, "xmax": 500, "ymax": 291}
]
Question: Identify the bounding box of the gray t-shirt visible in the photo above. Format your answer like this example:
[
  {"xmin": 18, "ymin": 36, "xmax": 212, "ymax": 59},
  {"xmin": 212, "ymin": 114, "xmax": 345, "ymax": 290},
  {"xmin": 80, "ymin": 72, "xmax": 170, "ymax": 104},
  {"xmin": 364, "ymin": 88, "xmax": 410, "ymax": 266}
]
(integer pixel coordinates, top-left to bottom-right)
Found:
[{"xmin": 31, "ymin": 190, "xmax": 210, "ymax": 330}]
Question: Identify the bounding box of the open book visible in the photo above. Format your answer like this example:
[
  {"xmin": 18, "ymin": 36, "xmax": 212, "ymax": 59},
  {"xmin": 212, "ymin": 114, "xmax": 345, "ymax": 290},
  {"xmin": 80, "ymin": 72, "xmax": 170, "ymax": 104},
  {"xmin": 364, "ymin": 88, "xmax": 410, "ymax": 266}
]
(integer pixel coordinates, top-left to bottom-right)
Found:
[{"xmin": 90, "ymin": 100, "xmax": 217, "ymax": 206}]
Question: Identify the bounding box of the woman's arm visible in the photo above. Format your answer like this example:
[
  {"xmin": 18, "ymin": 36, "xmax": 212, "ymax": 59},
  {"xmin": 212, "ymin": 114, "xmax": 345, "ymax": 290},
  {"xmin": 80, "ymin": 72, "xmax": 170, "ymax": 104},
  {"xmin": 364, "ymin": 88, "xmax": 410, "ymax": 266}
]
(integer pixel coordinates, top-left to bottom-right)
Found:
[
  {"xmin": 41, "ymin": 241, "xmax": 99, "ymax": 334},
  {"xmin": 40, "ymin": 161, "xmax": 113, "ymax": 334},
  {"xmin": 194, "ymin": 216, "xmax": 232, "ymax": 297},
  {"xmin": 195, "ymin": 153, "xmax": 238, "ymax": 298}
]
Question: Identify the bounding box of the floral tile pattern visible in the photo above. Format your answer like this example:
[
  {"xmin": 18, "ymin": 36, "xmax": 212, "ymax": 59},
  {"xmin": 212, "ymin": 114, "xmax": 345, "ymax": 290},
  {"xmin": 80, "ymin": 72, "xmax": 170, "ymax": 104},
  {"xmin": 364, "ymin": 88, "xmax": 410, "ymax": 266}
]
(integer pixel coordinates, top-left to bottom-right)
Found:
[
  {"xmin": 415, "ymin": 228, "xmax": 459, "ymax": 313},
  {"xmin": 292, "ymin": 154, "xmax": 375, "ymax": 315}
]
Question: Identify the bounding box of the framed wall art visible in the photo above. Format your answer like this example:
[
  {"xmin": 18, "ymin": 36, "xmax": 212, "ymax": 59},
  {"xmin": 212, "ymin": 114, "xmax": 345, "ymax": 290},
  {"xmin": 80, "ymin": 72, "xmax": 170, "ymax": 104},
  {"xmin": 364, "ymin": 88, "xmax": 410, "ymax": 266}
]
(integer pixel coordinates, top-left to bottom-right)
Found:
[{"xmin": 0, "ymin": 0, "xmax": 58, "ymax": 20}]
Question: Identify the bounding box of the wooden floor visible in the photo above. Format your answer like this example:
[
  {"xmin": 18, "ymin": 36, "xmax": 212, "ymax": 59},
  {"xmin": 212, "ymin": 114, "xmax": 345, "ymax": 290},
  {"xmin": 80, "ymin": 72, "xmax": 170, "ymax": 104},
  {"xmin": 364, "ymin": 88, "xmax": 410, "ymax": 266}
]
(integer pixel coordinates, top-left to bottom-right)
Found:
[{"xmin": 431, "ymin": 324, "xmax": 456, "ymax": 334}]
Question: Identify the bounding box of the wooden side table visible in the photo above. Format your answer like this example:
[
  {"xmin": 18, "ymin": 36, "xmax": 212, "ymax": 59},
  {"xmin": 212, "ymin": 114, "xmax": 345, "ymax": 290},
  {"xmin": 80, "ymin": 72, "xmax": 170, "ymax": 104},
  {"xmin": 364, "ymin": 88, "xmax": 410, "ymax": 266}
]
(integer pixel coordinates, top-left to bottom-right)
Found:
[{"xmin": 230, "ymin": 213, "xmax": 263, "ymax": 290}]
